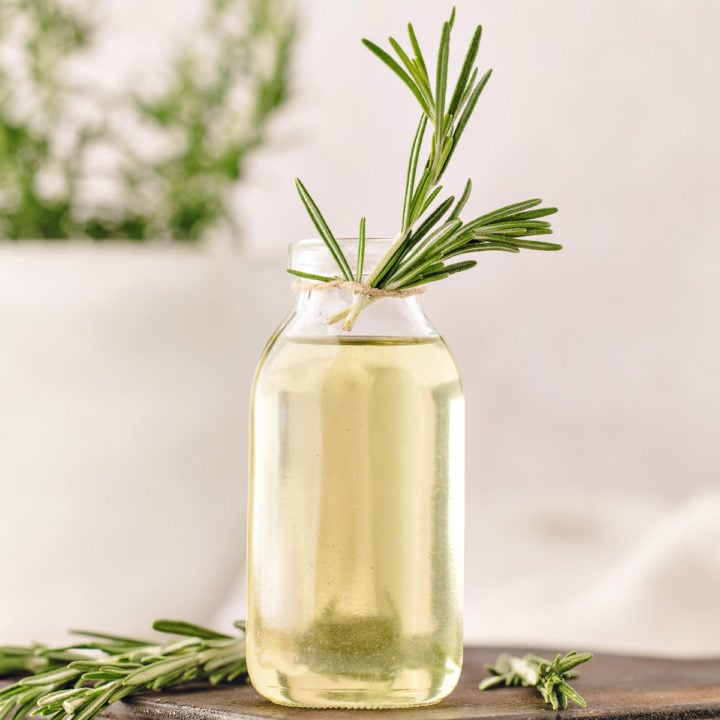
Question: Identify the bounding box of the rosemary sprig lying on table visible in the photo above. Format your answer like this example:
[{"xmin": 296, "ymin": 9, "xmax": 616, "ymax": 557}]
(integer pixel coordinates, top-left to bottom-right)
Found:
[
  {"xmin": 0, "ymin": 621, "xmax": 246, "ymax": 720},
  {"xmin": 480, "ymin": 650, "xmax": 593, "ymax": 711},
  {"xmin": 290, "ymin": 8, "xmax": 561, "ymax": 330}
]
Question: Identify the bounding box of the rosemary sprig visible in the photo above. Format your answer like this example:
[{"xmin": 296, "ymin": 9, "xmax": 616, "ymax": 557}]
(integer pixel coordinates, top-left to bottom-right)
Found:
[
  {"xmin": 291, "ymin": 8, "xmax": 561, "ymax": 330},
  {"xmin": 0, "ymin": 621, "xmax": 246, "ymax": 720},
  {"xmin": 479, "ymin": 651, "xmax": 593, "ymax": 711}
]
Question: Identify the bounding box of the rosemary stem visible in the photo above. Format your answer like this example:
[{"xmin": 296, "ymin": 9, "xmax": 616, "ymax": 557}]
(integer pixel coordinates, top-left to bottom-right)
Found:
[
  {"xmin": 326, "ymin": 306, "xmax": 352, "ymax": 325},
  {"xmin": 365, "ymin": 230, "xmax": 408, "ymax": 286},
  {"xmin": 327, "ymin": 230, "xmax": 407, "ymax": 331},
  {"xmin": 341, "ymin": 294, "xmax": 372, "ymax": 331}
]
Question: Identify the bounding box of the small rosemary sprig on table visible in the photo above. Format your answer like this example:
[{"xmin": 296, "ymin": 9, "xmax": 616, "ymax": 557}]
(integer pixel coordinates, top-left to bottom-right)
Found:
[
  {"xmin": 290, "ymin": 8, "xmax": 561, "ymax": 330},
  {"xmin": 480, "ymin": 650, "xmax": 593, "ymax": 711},
  {"xmin": 0, "ymin": 621, "xmax": 246, "ymax": 720}
]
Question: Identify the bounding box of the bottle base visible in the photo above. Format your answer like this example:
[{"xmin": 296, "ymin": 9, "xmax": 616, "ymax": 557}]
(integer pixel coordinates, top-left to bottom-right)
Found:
[
  {"xmin": 246, "ymin": 623, "xmax": 463, "ymax": 708},
  {"xmin": 252, "ymin": 685, "xmax": 451, "ymax": 709}
]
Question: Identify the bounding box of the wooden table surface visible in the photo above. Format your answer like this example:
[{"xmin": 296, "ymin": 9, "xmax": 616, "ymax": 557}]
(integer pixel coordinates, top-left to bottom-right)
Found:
[{"xmin": 106, "ymin": 647, "xmax": 720, "ymax": 720}]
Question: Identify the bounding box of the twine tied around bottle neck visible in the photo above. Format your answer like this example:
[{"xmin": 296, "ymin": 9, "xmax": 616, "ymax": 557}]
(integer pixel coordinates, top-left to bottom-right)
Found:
[{"xmin": 291, "ymin": 279, "xmax": 425, "ymax": 298}]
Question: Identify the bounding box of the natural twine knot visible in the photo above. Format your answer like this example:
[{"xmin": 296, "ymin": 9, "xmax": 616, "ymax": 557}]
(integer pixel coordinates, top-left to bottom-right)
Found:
[{"xmin": 291, "ymin": 279, "xmax": 425, "ymax": 298}]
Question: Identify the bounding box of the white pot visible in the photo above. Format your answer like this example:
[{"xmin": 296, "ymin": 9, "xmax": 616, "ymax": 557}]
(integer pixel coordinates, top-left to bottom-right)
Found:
[{"xmin": 0, "ymin": 242, "xmax": 290, "ymax": 642}]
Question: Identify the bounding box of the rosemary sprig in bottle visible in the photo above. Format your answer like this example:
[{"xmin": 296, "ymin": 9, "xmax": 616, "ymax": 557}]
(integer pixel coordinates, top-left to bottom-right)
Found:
[
  {"xmin": 290, "ymin": 8, "xmax": 561, "ymax": 330},
  {"xmin": 0, "ymin": 621, "xmax": 246, "ymax": 720}
]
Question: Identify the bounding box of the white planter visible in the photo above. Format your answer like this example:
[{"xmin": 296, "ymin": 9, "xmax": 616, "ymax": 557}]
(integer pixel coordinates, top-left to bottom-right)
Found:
[{"xmin": 0, "ymin": 243, "xmax": 290, "ymax": 642}]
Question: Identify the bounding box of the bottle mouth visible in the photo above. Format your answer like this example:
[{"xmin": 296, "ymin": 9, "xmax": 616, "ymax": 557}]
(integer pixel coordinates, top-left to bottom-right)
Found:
[{"xmin": 289, "ymin": 238, "xmax": 393, "ymax": 279}]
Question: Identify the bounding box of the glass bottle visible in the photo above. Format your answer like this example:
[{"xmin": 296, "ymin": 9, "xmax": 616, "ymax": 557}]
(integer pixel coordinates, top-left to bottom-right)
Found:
[{"xmin": 247, "ymin": 238, "xmax": 465, "ymax": 708}]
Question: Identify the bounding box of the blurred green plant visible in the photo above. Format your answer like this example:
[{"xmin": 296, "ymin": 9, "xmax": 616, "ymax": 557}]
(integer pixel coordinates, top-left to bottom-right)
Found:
[{"xmin": 0, "ymin": 0, "xmax": 295, "ymax": 241}]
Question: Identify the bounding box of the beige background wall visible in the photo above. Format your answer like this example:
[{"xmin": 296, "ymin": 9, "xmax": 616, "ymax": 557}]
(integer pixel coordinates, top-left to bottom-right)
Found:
[{"xmin": 2, "ymin": 1, "xmax": 718, "ymax": 654}]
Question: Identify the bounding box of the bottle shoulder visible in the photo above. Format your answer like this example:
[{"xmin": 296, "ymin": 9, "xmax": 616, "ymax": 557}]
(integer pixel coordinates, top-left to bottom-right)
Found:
[
  {"xmin": 253, "ymin": 334, "xmax": 462, "ymax": 394},
  {"xmin": 282, "ymin": 291, "xmax": 440, "ymax": 339}
]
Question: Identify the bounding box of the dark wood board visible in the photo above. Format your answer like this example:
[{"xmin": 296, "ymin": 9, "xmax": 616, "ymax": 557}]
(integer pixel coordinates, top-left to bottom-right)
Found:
[{"xmin": 105, "ymin": 647, "xmax": 720, "ymax": 720}]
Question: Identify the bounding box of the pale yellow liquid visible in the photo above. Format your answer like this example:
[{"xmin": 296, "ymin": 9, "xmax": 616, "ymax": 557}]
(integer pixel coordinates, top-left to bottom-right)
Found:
[{"xmin": 247, "ymin": 336, "xmax": 464, "ymax": 708}]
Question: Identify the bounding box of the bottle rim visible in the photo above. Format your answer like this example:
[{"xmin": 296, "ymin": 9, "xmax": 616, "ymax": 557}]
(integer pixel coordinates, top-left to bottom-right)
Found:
[{"xmin": 288, "ymin": 238, "xmax": 393, "ymax": 278}]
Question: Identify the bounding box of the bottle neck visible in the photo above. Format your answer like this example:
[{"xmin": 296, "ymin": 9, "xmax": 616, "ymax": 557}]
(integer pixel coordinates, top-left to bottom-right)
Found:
[
  {"xmin": 286, "ymin": 238, "xmax": 438, "ymax": 339},
  {"xmin": 286, "ymin": 284, "xmax": 437, "ymax": 339},
  {"xmin": 289, "ymin": 237, "xmax": 394, "ymax": 283}
]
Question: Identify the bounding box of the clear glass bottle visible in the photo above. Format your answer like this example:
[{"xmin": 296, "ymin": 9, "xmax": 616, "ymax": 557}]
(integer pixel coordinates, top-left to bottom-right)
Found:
[{"xmin": 247, "ymin": 239, "xmax": 465, "ymax": 708}]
